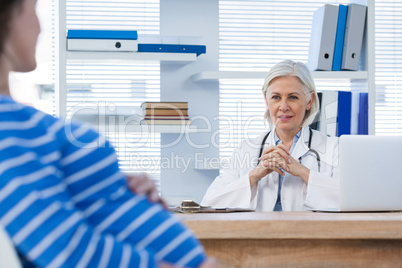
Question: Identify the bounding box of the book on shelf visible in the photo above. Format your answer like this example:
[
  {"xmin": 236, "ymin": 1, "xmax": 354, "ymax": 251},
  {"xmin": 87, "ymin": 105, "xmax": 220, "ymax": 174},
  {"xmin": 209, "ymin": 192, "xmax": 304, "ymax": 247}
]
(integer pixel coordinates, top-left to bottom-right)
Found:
[
  {"xmin": 140, "ymin": 102, "xmax": 191, "ymax": 125},
  {"xmin": 141, "ymin": 102, "xmax": 188, "ymax": 110},
  {"xmin": 143, "ymin": 115, "xmax": 189, "ymax": 120},
  {"xmin": 67, "ymin": 30, "xmax": 138, "ymax": 52},
  {"xmin": 140, "ymin": 119, "xmax": 191, "ymax": 125},
  {"xmin": 143, "ymin": 108, "xmax": 188, "ymax": 116}
]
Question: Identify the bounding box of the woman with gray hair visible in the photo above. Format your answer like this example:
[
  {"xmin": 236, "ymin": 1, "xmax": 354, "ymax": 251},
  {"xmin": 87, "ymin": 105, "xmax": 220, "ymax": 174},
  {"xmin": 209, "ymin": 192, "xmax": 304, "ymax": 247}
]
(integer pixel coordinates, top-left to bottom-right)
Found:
[{"xmin": 202, "ymin": 60, "xmax": 340, "ymax": 211}]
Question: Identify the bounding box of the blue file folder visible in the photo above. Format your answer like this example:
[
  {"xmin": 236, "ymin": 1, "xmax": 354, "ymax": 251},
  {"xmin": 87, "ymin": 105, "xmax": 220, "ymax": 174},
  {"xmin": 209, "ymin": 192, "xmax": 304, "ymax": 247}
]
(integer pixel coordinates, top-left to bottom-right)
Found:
[
  {"xmin": 332, "ymin": 5, "xmax": 348, "ymax": 71},
  {"xmin": 337, "ymin": 91, "xmax": 352, "ymax": 136},
  {"xmin": 137, "ymin": 44, "xmax": 206, "ymax": 56},
  {"xmin": 67, "ymin": 30, "xmax": 138, "ymax": 40},
  {"xmin": 358, "ymin": 92, "xmax": 368, "ymax": 134}
]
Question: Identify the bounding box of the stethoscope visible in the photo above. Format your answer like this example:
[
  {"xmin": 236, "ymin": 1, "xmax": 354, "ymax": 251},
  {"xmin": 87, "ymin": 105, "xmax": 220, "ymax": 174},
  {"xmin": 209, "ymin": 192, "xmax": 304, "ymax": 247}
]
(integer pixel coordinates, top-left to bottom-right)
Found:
[{"xmin": 257, "ymin": 127, "xmax": 321, "ymax": 172}]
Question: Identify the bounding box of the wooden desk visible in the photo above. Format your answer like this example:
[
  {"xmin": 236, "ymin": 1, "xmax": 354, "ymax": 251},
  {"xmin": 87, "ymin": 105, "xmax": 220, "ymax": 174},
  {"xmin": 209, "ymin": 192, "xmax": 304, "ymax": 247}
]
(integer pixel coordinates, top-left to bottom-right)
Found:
[{"xmin": 176, "ymin": 212, "xmax": 402, "ymax": 267}]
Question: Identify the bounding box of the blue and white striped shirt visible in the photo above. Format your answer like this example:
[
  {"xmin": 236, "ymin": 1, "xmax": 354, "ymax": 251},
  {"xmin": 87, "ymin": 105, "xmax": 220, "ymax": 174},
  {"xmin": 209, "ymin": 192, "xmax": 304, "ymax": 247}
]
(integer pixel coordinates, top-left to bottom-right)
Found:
[{"xmin": 0, "ymin": 95, "xmax": 205, "ymax": 267}]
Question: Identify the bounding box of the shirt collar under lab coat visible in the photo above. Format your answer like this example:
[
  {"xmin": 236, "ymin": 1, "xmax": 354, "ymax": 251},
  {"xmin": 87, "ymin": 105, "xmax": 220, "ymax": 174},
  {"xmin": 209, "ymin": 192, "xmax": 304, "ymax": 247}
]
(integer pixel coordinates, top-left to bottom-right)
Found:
[
  {"xmin": 265, "ymin": 126, "xmax": 310, "ymax": 160},
  {"xmin": 274, "ymin": 129, "xmax": 302, "ymax": 154}
]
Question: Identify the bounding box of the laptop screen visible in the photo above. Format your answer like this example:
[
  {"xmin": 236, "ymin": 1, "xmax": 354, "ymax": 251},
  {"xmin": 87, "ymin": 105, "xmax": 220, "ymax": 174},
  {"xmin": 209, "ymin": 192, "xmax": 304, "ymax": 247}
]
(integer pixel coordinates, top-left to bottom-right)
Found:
[{"xmin": 339, "ymin": 135, "xmax": 402, "ymax": 211}]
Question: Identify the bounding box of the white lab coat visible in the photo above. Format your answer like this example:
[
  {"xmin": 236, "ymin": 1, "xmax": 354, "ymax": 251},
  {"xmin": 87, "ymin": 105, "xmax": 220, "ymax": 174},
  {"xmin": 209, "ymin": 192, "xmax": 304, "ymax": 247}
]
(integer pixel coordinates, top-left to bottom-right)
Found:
[{"xmin": 201, "ymin": 126, "xmax": 340, "ymax": 211}]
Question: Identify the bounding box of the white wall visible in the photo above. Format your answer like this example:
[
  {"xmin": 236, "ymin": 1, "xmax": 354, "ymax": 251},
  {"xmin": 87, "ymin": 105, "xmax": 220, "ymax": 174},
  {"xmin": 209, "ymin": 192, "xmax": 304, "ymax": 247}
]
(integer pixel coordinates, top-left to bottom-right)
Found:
[{"xmin": 160, "ymin": 0, "xmax": 220, "ymax": 205}]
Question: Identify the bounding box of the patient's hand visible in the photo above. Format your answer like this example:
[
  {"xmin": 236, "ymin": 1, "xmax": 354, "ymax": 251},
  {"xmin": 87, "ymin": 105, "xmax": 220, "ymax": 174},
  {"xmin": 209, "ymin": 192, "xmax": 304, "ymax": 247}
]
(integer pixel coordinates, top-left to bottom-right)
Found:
[{"xmin": 126, "ymin": 173, "xmax": 167, "ymax": 208}]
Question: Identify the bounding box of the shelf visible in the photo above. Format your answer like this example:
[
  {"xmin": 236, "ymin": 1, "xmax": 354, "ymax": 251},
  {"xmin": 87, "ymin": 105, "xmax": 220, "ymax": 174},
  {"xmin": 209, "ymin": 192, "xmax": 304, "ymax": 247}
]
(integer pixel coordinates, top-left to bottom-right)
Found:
[
  {"xmin": 71, "ymin": 111, "xmax": 199, "ymax": 133},
  {"xmin": 85, "ymin": 123, "xmax": 200, "ymax": 133},
  {"xmin": 192, "ymin": 71, "xmax": 267, "ymax": 81},
  {"xmin": 192, "ymin": 71, "xmax": 368, "ymax": 82},
  {"xmin": 67, "ymin": 51, "xmax": 198, "ymax": 63},
  {"xmin": 103, "ymin": 124, "xmax": 199, "ymax": 133},
  {"xmin": 312, "ymin": 71, "xmax": 368, "ymax": 79}
]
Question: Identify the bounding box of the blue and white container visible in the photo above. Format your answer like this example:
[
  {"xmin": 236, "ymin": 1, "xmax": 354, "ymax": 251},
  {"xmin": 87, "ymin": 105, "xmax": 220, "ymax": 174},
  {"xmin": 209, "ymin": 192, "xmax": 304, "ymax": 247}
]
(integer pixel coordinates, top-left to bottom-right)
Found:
[{"xmin": 67, "ymin": 30, "xmax": 138, "ymax": 52}]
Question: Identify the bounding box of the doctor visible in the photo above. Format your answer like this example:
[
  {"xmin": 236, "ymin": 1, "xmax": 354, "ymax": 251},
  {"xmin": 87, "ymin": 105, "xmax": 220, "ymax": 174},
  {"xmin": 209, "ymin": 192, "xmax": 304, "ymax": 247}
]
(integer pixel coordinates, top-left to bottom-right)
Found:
[{"xmin": 202, "ymin": 60, "xmax": 340, "ymax": 211}]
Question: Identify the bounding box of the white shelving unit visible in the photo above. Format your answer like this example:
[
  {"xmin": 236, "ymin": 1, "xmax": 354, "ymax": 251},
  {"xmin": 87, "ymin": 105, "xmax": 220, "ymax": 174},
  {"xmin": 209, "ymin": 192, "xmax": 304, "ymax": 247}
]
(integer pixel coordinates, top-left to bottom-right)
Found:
[
  {"xmin": 366, "ymin": 0, "xmax": 375, "ymax": 135},
  {"xmin": 56, "ymin": 0, "xmax": 199, "ymax": 133},
  {"xmin": 59, "ymin": 50, "xmax": 199, "ymax": 132},
  {"xmin": 94, "ymin": 124, "xmax": 200, "ymax": 134},
  {"xmin": 67, "ymin": 51, "xmax": 197, "ymax": 63},
  {"xmin": 192, "ymin": 70, "xmax": 368, "ymax": 82},
  {"xmin": 71, "ymin": 108, "xmax": 199, "ymax": 133}
]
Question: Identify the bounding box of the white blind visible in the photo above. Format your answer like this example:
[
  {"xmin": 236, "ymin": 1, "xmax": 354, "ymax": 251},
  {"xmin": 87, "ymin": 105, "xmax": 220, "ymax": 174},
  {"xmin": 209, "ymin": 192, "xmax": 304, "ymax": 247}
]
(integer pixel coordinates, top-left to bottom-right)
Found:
[
  {"xmin": 375, "ymin": 0, "xmax": 402, "ymax": 135},
  {"xmin": 61, "ymin": 0, "xmax": 161, "ymax": 185},
  {"xmin": 218, "ymin": 0, "xmax": 356, "ymax": 160}
]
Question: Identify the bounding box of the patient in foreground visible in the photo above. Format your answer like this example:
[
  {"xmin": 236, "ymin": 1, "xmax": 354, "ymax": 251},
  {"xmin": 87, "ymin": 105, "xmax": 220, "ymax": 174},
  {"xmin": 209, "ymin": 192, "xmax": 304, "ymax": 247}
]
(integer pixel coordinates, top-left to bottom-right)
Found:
[{"xmin": 0, "ymin": 0, "xmax": 215, "ymax": 267}]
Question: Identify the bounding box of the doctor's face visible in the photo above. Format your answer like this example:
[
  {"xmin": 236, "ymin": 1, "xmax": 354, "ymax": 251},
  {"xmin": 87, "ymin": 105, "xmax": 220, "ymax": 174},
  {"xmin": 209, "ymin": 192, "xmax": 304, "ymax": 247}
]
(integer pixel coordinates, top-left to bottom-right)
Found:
[{"xmin": 265, "ymin": 76, "xmax": 313, "ymax": 135}]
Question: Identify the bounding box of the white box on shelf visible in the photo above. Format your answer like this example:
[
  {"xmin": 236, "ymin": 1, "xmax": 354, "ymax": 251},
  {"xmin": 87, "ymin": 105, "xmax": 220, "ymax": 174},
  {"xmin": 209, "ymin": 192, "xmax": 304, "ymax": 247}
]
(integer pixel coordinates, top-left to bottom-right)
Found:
[
  {"xmin": 67, "ymin": 39, "xmax": 138, "ymax": 52},
  {"xmin": 67, "ymin": 29, "xmax": 139, "ymax": 52}
]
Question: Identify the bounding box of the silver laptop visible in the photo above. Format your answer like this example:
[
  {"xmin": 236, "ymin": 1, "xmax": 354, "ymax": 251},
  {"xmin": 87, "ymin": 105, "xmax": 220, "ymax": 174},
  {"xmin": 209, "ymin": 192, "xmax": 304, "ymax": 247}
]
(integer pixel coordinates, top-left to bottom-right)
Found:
[{"xmin": 319, "ymin": 135, "xmax": 402, "ymax": 212}]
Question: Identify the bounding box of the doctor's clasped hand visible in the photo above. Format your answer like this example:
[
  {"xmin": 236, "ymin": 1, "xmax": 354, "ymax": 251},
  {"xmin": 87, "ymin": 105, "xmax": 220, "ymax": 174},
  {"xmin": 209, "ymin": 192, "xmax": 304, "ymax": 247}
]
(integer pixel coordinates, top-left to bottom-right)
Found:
[
  {"xmin": 250, "ymin": 144, "xmax": 291, "ymax": 187},
  {"xmin": 253, "ymin": 142, "xmax": 310, "ymax": 188}
]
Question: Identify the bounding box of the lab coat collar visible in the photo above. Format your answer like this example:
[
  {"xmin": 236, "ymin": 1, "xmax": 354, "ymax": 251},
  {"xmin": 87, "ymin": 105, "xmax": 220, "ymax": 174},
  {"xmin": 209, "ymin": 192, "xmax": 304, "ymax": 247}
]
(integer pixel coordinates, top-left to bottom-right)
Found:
[{"xmin": 291, "ymin": 126, "xmax": 310, "ymax": 160}]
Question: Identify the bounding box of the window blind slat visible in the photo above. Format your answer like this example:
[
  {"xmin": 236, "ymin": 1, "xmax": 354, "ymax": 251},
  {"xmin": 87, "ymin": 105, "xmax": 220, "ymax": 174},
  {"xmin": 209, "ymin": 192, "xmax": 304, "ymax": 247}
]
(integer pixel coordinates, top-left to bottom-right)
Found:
[{"xmin": 375, "ymin": 0, "xmax": 402, "ymax": 135}]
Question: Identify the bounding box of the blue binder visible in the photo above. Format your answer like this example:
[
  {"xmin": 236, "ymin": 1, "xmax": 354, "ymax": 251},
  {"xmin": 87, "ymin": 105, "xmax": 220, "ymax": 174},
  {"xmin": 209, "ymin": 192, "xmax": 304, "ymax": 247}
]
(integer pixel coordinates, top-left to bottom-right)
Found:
[
  {"xmin": 337, "ymin": 91, "xmax": 352, "ymax": 136},
  {"xmin": 332, "ymin": 5, "xmax": 348, "ymax": 71},
  {"xmin": 358, "ymin": 92, "xmax": 368, "ymax": 134},
  {"xmin": 137, "ymin": 44, "xmax": 206, "ymax": 56},
  {"xmin": 67, "ymin": 30, "xmax": 138, "ymax": 40}
]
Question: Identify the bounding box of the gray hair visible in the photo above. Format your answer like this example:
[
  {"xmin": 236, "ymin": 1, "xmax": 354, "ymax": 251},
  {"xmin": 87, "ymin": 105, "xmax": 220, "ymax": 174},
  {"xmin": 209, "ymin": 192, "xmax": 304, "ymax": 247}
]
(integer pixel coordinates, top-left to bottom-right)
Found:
[{"xmin": 261, "ymin": 59, "xmax": 319, "ymax": 128}]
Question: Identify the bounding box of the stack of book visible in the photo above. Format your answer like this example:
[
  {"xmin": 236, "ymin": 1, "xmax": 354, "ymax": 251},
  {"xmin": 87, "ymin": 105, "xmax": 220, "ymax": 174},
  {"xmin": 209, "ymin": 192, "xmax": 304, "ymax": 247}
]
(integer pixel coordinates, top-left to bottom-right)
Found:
[
  {"xmin": 307, "ymin": 3, "xmax": 367, "ymax": 71},
  {"xmin": 140, "ymin": 102, "xmax": 191, "ymax": 125}
]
